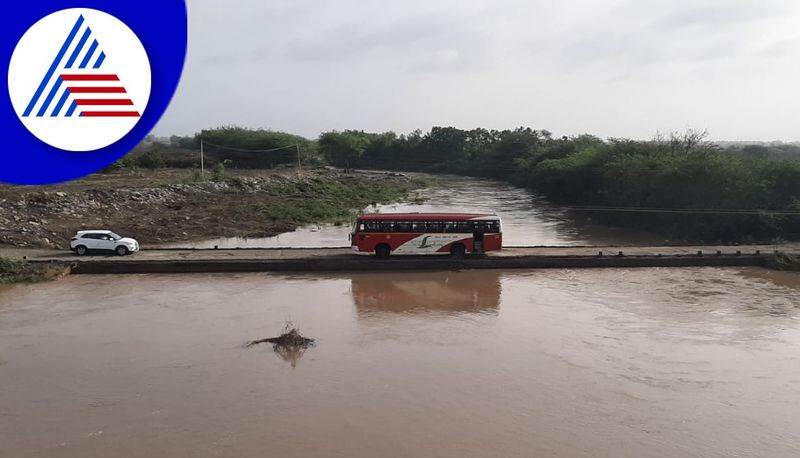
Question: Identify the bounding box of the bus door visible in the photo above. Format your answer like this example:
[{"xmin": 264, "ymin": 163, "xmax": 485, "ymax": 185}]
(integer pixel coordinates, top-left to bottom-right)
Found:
[{"xmin": 473, "ymin": 229, "xmax": 485, "ymax": 253}]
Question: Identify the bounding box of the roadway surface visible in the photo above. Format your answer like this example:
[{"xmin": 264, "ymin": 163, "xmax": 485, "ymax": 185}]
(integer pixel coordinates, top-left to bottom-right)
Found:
[
  {"xmin": 0, "ymin": 244, "xmax": 795, "ymax": 262},
  {"xmin": 0, "ymin": 245, "xmax": 794, "ymax": 275}
]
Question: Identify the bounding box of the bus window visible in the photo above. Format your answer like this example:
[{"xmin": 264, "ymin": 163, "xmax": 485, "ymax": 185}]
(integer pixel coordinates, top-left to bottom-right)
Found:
[{"xmin": 425, "ymin": 222, "xmax": 442, "ymax": 233}]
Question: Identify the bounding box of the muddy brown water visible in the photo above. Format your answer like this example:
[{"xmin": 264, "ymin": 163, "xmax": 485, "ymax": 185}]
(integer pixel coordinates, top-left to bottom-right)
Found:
[{"xmin": 2, "ymin": 268, "xmax": 800, "ymax": 457}]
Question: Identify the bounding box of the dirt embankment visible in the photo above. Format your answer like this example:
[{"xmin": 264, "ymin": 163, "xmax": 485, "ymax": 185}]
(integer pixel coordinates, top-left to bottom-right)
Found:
[{"xmin": 0, "ymin": 168, "xmax": 422, "ymax": 248}]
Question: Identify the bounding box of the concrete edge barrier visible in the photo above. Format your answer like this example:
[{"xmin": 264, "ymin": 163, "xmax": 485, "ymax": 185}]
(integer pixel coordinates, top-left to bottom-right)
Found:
[{"xmin": 37, "ymin": 254, "xmax": 769, "ymax": 275}]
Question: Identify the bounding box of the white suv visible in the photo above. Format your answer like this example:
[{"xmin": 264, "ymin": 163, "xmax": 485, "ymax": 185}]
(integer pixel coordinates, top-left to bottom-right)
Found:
[{"xmin": 70, "ymin": 230, "xmax": 140, "ymax": 256}]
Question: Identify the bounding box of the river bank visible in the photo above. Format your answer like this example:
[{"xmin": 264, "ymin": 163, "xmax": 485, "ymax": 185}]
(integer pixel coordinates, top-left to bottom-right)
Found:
[
  {"xmin": 321, "ymin": 128, "xmax": 800, "ymax": 243},
  {"xmin": 0, "ymin": 168, "xmax": 424, "ymax": 249}
]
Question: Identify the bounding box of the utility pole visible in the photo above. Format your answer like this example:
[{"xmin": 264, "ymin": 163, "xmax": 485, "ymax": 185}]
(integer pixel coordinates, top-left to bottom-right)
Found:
[
  {"xmin": 200, "ymin": 139, "xmax": 205, "ymax": 179},
  {"xmin": 296, "ymin": 144, "xmax": 302, "ymax": 173}
]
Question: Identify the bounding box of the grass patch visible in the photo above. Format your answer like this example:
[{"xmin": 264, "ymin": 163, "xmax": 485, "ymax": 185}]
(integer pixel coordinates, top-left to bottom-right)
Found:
[
  {"xmin": 260, "ymin": 177, "xmax": 423, "ymax": 225},
  {"xmin": 0, "ymin": 258, "xmax": 69, "ymax": 284}
]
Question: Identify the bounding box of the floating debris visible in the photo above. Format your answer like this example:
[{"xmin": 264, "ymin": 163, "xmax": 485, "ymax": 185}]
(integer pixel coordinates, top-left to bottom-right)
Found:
[
  {"xmin": 246, "ymin": 327, "xmax": 315, "ymax": 348},
  {"xmin": 245, "ymin": 321, "xmax": 314, "ymax": 350},
  {"xmin": 246, "ymin": 322, "xmax": 315, "ymax": 367}
]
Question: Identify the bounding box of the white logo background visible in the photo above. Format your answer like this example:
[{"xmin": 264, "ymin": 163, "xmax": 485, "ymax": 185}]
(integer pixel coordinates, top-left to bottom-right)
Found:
[{"xmin": 7, "ymin": 8, "xmax": 151, "ymax": 152}]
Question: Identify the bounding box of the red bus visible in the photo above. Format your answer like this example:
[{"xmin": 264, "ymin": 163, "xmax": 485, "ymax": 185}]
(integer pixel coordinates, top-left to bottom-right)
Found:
[{"xmin": 350, "ymin": 213, "xmax": 502, "ymax": 257}]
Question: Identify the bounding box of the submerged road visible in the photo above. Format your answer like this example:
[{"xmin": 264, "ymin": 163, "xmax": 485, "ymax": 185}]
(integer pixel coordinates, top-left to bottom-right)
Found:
[{"xmin": 2, "ymin": 244, "xmax": 798, "ymax": 274}]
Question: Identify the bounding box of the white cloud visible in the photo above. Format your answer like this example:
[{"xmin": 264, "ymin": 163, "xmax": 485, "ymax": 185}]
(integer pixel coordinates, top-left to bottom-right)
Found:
[{"xmin": 156, "ymin": 0, "xmax": 800, "ymax": 141}]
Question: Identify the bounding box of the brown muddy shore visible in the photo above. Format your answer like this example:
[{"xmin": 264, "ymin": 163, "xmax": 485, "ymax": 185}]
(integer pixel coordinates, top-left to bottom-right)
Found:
[{"xmin": 0, "ymin": 168, "xmax": 420, "ymax": 248}]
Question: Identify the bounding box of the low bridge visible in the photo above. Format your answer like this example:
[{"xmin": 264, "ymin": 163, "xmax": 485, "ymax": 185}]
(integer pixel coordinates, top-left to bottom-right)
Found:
[{"xmin": 3, "ymin": 244, "xmax": 796, "ymax": 275}]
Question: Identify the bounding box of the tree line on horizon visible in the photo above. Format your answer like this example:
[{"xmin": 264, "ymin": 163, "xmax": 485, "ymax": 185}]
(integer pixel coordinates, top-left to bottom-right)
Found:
[{"xmin": 122, "ymin": 125, "xmax": 800, "ymax": 242}]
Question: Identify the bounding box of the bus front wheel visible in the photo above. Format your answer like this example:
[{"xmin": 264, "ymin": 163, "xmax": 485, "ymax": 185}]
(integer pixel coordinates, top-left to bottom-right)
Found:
[{"xmin": 375, "ymin": 244, "xmax": 391, "ymax": 259}]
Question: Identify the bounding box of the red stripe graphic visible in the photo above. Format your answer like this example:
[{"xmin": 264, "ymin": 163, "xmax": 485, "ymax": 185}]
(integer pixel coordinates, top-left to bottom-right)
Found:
[
  {"xmin": 68, "ymin": 87, "xmax": 127, "ymax": 93},
  {"xmin": 81, "ymin": 111, "xmax": 141, "ymax": 117},
  {"xmin": 75, "ymin": 99, "xmax": 134, "ymax": 106},
  {"xmin": 61, "ymin": 74, "xmax": 119, "ymax": 81}
]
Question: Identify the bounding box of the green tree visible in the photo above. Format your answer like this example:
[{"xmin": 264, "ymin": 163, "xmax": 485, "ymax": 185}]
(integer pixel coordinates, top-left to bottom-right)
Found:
[
  {"xmin": 318, "ymin": 131, "xmax": 370, "ymax": 173},
  {"xmin": 195, "ymin": 126, "xmax": 316, "ymax": 169}
]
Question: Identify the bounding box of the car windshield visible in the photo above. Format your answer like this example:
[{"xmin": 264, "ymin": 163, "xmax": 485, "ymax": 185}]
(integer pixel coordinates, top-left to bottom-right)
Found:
[{"xmin": 108, "ymin": 232, "xmax": 122, "ymax": 240}]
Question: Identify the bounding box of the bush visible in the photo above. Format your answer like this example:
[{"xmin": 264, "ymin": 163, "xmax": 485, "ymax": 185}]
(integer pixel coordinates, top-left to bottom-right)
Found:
[
  {"xmin": 211, "ymin": 162, "xmax": 226, "ymax": 181},
  {"xmin": 134, "ymin": 150, "xmax": 166, "ymax": 169}
]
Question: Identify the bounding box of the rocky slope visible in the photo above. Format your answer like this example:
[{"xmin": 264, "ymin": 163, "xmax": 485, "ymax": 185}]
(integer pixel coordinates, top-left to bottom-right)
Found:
[{"xmin": 0, "ymin": 168, "xmax": 419, "ymax": 248}]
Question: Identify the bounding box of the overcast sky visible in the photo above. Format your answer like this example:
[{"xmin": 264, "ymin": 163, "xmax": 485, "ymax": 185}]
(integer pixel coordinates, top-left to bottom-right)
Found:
[{"xmin": 154, "ymin": 0, "xmax": 800, "ymax": 141}]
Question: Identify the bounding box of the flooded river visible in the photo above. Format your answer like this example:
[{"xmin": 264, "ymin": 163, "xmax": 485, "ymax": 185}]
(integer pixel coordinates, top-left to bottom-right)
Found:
[
  {"xmin": 164, "ymin": 175, "xmax": 659, "ymax": 249},
  {"xmin": 2, "ymin": 268, "xmax": 800, "ymax": 457}
]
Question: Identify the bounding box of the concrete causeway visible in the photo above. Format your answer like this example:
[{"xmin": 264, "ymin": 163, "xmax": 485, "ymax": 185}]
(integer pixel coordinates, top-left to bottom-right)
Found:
[{"xmin": 3, "ymin": 244, "xmax": 797, "ymax": 274}]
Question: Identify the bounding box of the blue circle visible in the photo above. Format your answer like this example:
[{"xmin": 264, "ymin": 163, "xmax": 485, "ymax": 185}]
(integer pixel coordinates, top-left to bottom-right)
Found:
[{"xmin": 1, "ymin": 1, "xmax": 187, "ymax": 185}]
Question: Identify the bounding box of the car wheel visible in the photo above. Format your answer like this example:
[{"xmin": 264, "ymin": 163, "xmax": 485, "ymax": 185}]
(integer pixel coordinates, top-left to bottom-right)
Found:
[
  {"xmin": 375, "ymin": 244, "xmax": 391, "ymax": 259},
  {"xmin": 75, "ymin": 245, "xmax": 88, "ymax": 256},
  {"xmin": 115, "ymin": 245, "xmax": 129, "ymax": 256},
  {"xmin": 450, "ymin": 243, "xmax": 466, "ymax": 257}
]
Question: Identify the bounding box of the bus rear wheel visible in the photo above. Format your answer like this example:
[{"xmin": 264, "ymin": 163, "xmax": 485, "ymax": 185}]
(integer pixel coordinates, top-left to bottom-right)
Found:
[
  {"xmin": 450, "ymin": 243, "xmax": 466, "ymax": 257},
  {"xmin": 375, "ymin": 244, "xmax": 391, "ymax": 259}
]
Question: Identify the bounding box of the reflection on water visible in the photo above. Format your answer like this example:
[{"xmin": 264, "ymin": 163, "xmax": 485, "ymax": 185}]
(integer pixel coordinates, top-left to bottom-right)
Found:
[
  {"xmin": 164, "ymin": 175, "xmax": 660, "ymax": 248},
  {"xmin": 273, "ymin": 345, "xmax": 308, "ymax": 368},
  {"xmin": 351, "ymin": 270, "xmax": 501, "ymax": 315},
  {"xmin": 2, "ymin": 268, "xmax": 800, "ymax": 457}
]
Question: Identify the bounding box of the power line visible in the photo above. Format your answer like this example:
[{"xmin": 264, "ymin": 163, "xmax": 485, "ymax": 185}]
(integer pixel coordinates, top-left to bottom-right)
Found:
[
  {"xmin": 201, "ymin": 140, "xmax": 298, "ymax": 154},
  {"xmin": 198, "ymin": 139, "xmax": 304, "ymax": 176}
]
